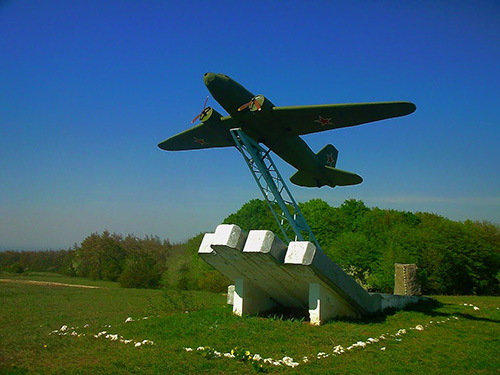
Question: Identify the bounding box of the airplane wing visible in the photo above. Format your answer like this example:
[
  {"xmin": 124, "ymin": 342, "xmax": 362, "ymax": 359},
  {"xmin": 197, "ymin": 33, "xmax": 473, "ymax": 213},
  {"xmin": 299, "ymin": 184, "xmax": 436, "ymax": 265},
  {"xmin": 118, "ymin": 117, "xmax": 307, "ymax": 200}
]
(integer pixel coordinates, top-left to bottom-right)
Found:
[
  {"xmin": 158, "ymin": 116, "xmax": 237, "ymax": 151},
  {"xmin": 272, "ymin": 102, "xmax": 416, "ymax": 136}
]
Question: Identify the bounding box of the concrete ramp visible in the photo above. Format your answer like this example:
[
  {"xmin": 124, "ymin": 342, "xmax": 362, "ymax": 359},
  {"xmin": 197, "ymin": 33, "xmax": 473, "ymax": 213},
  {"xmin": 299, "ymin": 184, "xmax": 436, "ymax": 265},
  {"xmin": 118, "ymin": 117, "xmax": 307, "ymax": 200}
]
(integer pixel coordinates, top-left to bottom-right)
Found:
[{"xmin": 199, "ymin": 224, "xmax": 419, "ymax": 324}]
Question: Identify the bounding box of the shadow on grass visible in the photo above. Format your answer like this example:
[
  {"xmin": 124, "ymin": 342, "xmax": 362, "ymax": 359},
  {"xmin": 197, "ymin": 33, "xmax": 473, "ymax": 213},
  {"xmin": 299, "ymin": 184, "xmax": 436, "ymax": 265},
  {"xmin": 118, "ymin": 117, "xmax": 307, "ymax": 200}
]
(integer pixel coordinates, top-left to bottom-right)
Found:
[
  {"xmin": 456, "ymin": 313, "xmax": 500, "ymax": 324},
  {"xmin": 341, "ymin": 297, "xmax": 448, "ymax": 324},
  {"xmin": 254, "ymin": 306, "xmax": 309, "ymax": 323},
  {"xmin": 404, "ymin": 298, "xmax": 500, "ymax": 324},
  {"xmin": 252, "ymin": 298, "xmax": 446, "ymax": 325},
  {"xmin": 256, "ymin": 297, "xmax": 459, "ymax": 325}
]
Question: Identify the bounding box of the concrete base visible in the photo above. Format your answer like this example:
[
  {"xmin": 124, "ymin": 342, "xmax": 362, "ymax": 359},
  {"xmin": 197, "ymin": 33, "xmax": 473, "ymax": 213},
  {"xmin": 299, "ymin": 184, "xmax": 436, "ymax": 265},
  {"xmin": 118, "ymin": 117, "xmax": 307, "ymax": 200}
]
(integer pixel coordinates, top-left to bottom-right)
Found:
[{"xmin": 201, "ymin": 224, "xmax": 424, "ymax": 325}]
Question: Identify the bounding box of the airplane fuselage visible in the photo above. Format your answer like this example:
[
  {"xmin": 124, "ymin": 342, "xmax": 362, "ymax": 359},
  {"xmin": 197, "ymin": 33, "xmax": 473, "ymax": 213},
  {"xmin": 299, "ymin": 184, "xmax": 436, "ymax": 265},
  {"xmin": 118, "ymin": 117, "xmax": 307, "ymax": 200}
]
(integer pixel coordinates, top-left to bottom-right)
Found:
[{"xmin": 203, "ymin": 73, "xmax": 326, "ymax": 182}]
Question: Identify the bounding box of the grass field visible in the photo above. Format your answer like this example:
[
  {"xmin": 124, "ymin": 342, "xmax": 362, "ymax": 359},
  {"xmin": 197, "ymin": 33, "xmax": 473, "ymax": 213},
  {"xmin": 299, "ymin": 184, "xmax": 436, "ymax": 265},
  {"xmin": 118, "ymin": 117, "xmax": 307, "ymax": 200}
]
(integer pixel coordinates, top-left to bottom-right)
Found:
[{"xmin": 1, "ymin": 272, "xmax": 499, "ymax": 374}]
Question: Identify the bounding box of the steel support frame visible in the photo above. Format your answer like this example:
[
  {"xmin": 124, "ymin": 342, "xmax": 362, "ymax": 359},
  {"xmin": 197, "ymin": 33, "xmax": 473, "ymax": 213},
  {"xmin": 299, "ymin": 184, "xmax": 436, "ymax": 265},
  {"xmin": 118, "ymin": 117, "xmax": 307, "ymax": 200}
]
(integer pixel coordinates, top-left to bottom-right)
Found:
[{"xmin": 230, "ymin": 128, "xmax": 320, "ymax": 249}]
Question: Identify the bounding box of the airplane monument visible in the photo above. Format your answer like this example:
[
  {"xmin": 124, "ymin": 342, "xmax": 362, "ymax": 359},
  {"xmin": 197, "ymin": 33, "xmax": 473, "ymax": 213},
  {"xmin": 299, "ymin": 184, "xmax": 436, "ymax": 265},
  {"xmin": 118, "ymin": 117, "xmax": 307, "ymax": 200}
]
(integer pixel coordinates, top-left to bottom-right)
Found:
[{"xmin": 158, "ymin": 73, "xmax": 418, "ymax": 324}]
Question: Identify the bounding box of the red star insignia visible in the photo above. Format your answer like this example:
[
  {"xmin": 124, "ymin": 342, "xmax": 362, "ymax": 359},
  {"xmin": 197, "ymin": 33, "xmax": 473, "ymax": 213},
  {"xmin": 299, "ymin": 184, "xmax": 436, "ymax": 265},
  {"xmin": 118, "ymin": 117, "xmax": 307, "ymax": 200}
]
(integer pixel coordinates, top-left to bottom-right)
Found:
[
  {"xmin": 194, "ymin": 137, "xmax": 208, "ymax": 146},
  {"xmin": 326, "ymin": 153, "xmax": 335, "ymax": 166},
  {"xmin": 314, "ymin": 116, "xmax": 333, "ymax": 127}
]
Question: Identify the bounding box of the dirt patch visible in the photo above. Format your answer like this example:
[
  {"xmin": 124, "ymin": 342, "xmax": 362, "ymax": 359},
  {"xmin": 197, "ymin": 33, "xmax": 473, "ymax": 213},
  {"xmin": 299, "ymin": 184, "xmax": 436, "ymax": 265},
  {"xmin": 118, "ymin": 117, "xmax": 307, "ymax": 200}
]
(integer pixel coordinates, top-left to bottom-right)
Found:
[{"xmin": 0, "ymin": 278, "xmax": 100, "ymax": 289}]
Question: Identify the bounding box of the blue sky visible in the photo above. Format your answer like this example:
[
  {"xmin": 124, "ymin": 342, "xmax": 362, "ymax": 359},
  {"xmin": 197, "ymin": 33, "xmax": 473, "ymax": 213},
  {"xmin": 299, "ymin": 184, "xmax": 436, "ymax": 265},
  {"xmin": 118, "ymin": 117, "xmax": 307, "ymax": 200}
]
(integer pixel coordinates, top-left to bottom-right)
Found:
[{"xmin": 1, "ymin": 0, "xmax": 499, "ymax": 250}]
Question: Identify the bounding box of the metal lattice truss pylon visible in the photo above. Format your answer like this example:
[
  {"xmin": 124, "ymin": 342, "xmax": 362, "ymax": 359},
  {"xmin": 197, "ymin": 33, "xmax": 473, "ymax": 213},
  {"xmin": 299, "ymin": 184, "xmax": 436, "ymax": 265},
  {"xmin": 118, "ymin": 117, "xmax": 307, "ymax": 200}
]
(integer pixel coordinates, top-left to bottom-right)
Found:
[{"xmin": 230, "ymin": 128, "xmax": 320, "ymax": 249}]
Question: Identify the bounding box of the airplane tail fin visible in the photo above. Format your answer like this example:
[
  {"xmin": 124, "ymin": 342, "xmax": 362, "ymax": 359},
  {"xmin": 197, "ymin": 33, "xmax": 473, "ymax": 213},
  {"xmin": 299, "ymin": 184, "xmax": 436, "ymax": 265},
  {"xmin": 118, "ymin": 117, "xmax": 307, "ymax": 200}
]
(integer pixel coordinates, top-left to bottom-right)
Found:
[
  {"xmin": 317, "ymin": 144, "xmax": 339, "ymax": 168},
  {"xmin": 289, "ymin": 144, "xmax": 362, "ymax": 188}
]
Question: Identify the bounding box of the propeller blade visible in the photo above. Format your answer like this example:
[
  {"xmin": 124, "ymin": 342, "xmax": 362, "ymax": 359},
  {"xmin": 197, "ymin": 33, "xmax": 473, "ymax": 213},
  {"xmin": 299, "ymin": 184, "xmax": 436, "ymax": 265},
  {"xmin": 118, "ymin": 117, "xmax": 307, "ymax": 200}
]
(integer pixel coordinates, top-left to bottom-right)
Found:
[
  {"xmin": 253, "ymin": 99, "xmax": 262, "ymax": 111},
  {"xmin": 238, "ymin": 96, "xmax": 263, "ymax": 112},
  {"xmin": 238, "ymin": 101, "xmax": 251, "ymax": 111},
  {"xmin": 191, "ymin": 113, "xmax": 202, "ymax": 123},
  {"xmin": 191, "ymin": 96, "xmax": 210, "ymax": 123}
]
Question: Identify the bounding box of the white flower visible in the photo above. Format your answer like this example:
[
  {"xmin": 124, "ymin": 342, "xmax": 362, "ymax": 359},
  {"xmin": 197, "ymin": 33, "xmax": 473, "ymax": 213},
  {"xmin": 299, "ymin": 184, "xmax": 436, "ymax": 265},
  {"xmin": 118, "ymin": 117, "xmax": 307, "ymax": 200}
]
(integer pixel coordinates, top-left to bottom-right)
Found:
[
  {"xmin": 224, "ymin": 353, "xmax": 235, "ymax": 358},
  {"xmin": 252, "ymin": 354, "xmax": 262, "ymax": 361},
  {"xmin": 415, "ymin": 325, "xmax": 424, "ymax": 331},
  {"xmin": 381, "ymin": 347, "xmax": 386, "ymax": 351},
  {"xmin": 474, "ymin": 306, "xmax": 480, "ymax": 311},
  {"xmin": 184, "ymin": 347, "xmax": 193, "ymax": 352},
  {"xmin": 333, "ymin": 345, "xmax": 345, "ymax": 354},
  {"xmin": 349, "ymin": 341, "xmax": 366, "ymax": 349},
  {"xmin": 135, "ymin": 342, "xmax": 142, "ymax": 347},
  {"xmin": 197, "ymin": 346, "xmax": 204, "ymax": 351},
  {"xmin": 142, "ymin": 339, "xmax": 154, "ymax": 345},
  {"xmin": 395, "ymin": 329, "xmax": 407, "ymax": 336},
  {"xmin": 84, "ymin": 324, "xmax": 89, "ymax": 328},
  {"xmin": 125, "ymin": 317, "xmax": 133, "ymax": 323},
  {"xmin": 282, "ymin": 357, "xmax": 299, "ymax": 367},
  {"xmin": 60, "ymin": 325, "xmax": 68, "ymax": 331}
]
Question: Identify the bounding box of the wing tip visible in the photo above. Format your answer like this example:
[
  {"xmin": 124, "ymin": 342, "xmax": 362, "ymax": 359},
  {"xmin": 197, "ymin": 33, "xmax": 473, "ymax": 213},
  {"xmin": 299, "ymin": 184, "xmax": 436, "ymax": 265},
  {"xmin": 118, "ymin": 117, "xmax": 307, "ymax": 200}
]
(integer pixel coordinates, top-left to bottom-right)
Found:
[
  {"xmin": 405, "ymin": 102, "xmax": 417, "ymax": 115},
  {"xmin": 158, "ymin": 140, "xmax": 170, "ymax": 151}
]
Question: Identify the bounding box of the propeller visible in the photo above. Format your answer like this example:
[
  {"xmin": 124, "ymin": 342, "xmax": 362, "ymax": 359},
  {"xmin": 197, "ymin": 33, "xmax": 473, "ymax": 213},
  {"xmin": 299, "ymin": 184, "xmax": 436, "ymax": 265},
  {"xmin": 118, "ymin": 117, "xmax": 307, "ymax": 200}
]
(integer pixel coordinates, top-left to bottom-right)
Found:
[
  {"xmin": 237, "ymin": 96, "xmax": 262, "ymax": 112},
  {"xmin": 191, "ymin": 96, "xmax": 210, "ymax": 123}
]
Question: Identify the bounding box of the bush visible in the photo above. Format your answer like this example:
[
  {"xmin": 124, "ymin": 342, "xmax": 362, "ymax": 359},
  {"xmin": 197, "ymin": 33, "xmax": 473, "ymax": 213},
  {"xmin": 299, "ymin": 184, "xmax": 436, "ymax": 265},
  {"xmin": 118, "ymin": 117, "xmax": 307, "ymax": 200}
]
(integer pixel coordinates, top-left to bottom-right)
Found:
[{"xmin": 9, "ymin": 263, "xmax": 24, "ymax": 274}]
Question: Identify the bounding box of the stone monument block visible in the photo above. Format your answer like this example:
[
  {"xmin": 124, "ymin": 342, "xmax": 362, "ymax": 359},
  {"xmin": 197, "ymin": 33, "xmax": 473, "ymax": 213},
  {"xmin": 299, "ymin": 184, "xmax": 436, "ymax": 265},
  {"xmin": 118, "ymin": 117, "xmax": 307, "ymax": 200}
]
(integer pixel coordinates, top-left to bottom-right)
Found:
[{"xmin": 394, "ymin": 263, "xmax": 421, "ymax": 296}]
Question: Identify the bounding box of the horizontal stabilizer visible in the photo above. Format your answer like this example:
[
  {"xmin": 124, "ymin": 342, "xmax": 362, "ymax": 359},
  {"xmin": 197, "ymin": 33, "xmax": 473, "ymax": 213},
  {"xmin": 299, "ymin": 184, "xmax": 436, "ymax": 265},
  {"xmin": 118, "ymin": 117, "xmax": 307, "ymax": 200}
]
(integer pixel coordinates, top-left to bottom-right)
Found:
[{"xmin": 290, "ymin": 166, "xmax": 362, "ymax": 188}]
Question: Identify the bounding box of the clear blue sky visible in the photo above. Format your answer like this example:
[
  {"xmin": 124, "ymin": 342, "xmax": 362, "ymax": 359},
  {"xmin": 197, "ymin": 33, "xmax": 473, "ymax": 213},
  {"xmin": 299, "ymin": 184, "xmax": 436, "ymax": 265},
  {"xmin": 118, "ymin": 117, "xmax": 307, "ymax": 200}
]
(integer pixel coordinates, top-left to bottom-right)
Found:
[{"xmin": 1, "ymin": 0, "xmax": 499, "ymax": 250}]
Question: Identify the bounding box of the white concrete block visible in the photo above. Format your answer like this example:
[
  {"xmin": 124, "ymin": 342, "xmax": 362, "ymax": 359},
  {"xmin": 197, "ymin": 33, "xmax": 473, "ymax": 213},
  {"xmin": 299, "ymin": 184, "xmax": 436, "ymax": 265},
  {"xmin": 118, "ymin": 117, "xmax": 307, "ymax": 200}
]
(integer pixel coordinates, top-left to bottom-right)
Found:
[
  {"xmin": 198, "ymin": 229, "xmax": 246, "ymax": 281},
  {"xmin": 244, "ymin": 230, "xmax": 284, "ymax": 259},
  {"xmin": 227, "ymin": 285, "xmax": 235, "ymax": 305},
  {"xmin": 285, "ymin": 241, "xmax": 316, "ymax": 265},
  {"xmin": 233, "ymin": 278, "xmax": 277, "ymax": 316},
  {"xmin": 309, "ymin": 283, "xmax": 359, "ymax": 325},
  {"xmin": 212, "ymin": 224, "xmax": 247, "ymax": 250},
  {"xmin": 199, "ymin": 233, "xmax": 217, "ymax": 254}
]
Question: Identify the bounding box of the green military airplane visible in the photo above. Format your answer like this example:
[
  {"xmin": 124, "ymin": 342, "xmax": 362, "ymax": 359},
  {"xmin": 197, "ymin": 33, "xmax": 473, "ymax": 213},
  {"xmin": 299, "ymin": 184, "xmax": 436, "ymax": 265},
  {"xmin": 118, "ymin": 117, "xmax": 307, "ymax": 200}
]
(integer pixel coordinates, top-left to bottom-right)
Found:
[{"xmin": 158, "ymin": 73, "xmax": 416, "ymax": 188}]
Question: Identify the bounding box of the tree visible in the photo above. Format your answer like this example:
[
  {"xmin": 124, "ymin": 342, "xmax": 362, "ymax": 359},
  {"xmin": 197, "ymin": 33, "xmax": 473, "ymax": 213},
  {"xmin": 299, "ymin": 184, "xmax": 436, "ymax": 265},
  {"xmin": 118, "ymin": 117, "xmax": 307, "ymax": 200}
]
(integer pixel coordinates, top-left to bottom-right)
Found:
[{"xmin": 73, "ymin": 231, "xmax": 125, "ymax": 281}]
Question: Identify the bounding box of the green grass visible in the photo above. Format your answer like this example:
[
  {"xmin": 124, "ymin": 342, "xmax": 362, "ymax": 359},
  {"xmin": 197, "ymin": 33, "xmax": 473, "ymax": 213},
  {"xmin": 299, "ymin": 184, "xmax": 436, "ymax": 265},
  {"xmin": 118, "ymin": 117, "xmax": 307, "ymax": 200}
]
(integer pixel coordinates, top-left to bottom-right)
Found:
[{"xmin": 1, "ymin": 273, "xmax": 499, "ymax": 374}]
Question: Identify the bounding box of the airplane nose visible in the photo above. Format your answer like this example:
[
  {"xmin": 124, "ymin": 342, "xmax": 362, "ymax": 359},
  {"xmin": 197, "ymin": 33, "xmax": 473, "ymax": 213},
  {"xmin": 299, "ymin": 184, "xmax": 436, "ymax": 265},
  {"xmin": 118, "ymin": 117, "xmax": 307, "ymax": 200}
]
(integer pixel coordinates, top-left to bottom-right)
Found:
[{"xmin": 203, "ymin": 72, "xmax": 215, "ymax": 86}]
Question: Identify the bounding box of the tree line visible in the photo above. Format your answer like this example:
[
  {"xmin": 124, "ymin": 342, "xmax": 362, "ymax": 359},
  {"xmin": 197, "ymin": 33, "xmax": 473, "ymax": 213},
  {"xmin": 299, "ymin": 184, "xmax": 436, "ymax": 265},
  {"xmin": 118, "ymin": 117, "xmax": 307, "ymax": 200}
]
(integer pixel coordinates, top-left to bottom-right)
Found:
[
  {"xmin": 1, "ymin": 199, "xmax": 499, "ymax": 295},
  {"xmin": 225, "ymin": 199, "xmax": 500, "ymax": 295}
]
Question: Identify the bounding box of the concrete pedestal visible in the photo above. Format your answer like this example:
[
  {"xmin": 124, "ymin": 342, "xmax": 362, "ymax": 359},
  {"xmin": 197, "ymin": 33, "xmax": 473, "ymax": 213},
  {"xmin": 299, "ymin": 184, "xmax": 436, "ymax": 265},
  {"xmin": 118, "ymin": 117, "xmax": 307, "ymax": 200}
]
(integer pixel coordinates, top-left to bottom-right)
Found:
[{"xmin": 200, "ymin": 224, "xmax": 422, "ymax": 325}]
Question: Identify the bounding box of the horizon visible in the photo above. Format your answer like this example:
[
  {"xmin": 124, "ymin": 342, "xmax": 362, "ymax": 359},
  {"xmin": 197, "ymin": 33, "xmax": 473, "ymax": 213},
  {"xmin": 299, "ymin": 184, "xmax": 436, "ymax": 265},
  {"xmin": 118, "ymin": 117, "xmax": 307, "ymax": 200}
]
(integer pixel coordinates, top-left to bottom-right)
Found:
[
  {"xmin": 1, "ymin": 197, "xmax": 498, "ymax": 252},
  {"xmin": 1, "ymin": 1, "xmax": 499, "ymax": 250}
]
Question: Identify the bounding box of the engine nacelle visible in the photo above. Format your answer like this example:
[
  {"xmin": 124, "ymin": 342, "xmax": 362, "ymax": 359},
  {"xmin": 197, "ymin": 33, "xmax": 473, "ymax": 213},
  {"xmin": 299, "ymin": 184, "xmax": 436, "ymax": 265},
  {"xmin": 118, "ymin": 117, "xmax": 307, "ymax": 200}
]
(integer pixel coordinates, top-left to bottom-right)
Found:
[
  {"xmin": 248, "ymin": 94, "xmax": 273, "ymax": 112},
  {"xmin": 200, "ymin": 107, "xmax": 223, "ymax": 124}
]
